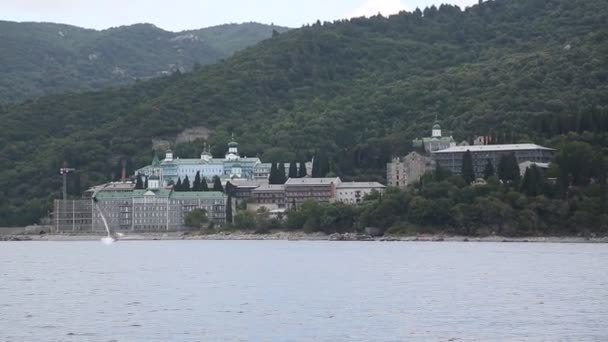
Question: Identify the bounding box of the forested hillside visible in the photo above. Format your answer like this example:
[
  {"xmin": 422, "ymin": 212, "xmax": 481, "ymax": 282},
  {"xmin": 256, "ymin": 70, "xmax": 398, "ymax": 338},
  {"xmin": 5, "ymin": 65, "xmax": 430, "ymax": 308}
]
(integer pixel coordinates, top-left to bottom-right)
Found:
[
  {"xmin": 1, "ymin": 0, "xmax": 607, "ymax": 226},
  {"xmin": 0, "ymin": 21, "xmax": 288, "ymax": 103}
]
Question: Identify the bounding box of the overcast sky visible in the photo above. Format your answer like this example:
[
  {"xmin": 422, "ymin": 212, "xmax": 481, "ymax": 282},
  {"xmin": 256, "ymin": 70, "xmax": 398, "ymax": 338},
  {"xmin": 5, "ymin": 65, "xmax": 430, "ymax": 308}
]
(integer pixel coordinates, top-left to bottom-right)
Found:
[{"xmin": 0, "ymin": 0, "xmax": 479, "ymax": 31}]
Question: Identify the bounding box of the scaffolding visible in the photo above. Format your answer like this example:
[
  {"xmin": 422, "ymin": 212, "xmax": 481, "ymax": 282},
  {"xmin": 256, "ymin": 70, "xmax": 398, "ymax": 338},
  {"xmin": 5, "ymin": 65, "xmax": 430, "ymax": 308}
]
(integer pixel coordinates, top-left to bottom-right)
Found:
[{"xmin": 52, "ymin": 199, "xmax": 93, "ymax": 233}]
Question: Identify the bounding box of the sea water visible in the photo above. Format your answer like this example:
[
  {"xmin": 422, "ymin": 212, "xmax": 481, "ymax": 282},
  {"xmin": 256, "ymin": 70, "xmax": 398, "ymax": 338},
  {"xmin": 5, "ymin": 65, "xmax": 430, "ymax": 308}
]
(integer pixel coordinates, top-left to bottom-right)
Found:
[{"xmin": 1, "ymin": 241, "xmax": 607, "ymax": 341}]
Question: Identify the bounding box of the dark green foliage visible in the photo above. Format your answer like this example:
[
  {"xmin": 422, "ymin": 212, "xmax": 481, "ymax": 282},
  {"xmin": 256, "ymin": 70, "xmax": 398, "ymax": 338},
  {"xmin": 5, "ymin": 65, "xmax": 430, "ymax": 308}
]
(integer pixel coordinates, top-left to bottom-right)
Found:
[
  {"xmin": 288, "ymin": 161, "xmax": 298, "ymax": 178},
  {"xmin": 192, "ymin": 171, "xmax": 203, "ymax": 191},
  {"xmin": 212, "ymin": 175, "xmax": 223, "ymax": 192},
  {"xmin": 461, "ymin": 150, "xmax": 475, "ymax": 184},
  {"xmin": 135, "ymin": 174, "xmax": 144, "ymax": 189},
  {"xmin": 144, "ymin": 177, "xmax": 148, "ymax": 189},
  {"xmin": 182, "ymin": 176, "xmax": 191, "ymax": 191},
  {"xmin": 201, "ymin": 177, "xmax": 210, "ymax": 191},
  {"xmin": 226, "ymin": 195, "xmax": 233, "ymax": 224},
  {"xmin": 277, "ymin": 163, "xmax": 287, "ymax": 184},
  {"xmin": 520, "ymin": 165, "xmax": 544, "ymax": 197},
  {"xmin": 298, "ymin": 161, "xmax": 307, "ymax": 178},
  {"xmin": 184, "ymin": 208, "xmax": 208, "ymax": 229},
  {"xmin": 0, "ymin": 21, "xmax": 289, "ymax": 103},
  {"xmin": 269, "ymin": 163, "xmax": 279, "ymax": 184},
  {"xmin": 2, "ymin": 0, "xmax": 608, "ymax": 225},
  {"xmin": 498, "ymin": 154, "xmax": 520, "ymax": 183},
  {"xmin": 483, "ymin": 159, "xmax": 495, "ymax": 180},
  {"xmin": 175, "ymin": 177, "xmax": 183, "ymax": 191}
]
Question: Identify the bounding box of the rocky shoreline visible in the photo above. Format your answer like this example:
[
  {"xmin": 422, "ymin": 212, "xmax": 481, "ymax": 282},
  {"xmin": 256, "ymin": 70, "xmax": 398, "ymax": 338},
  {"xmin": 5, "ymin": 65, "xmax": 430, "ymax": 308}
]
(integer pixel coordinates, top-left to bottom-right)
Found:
[{"xmin": 1, "ymin": 231, "xmax": 607, "ymax": 243}]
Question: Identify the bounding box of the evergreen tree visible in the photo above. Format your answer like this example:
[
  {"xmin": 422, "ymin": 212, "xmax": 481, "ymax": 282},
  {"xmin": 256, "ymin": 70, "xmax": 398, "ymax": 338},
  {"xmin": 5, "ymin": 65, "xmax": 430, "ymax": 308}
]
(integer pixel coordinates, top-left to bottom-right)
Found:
[
  {"xmin": 144, "ymin": 176, "xmax": 149, "ymax": 189},
  {"xmin": 298, "ymin": 160, "xmax": 307, "ymax": 178},
  {"xmin": 520, "ymin": 164, "xmax": 544, "ymax": 196},
  {"xmin": 135, "ymin": 174, "xmax": 144, "ymax": 189},
  {"xmin": 498, "ymin": 153, "xmax": 521, "ymax": 183},
  {"xmin": 224, "ymin": 181, "xmax": 237, "ymax": 197},
  {"xmin": 201, "ymin": 176, "xmax": 210, "ymax": 191},
  {"xmin": 311, "ymin": 154, "xmax": 320, "ymax": 177},
  {"xmin": 226, "ymin": 195, "xmax": 233, "ymax": 224},
  {"xmin": 182, "ymin": 175, "xmax": 191, "ymax": 191},
  {"xmin": 193, "ymin": 171, "xmax": 202, "ymax": 191},
  {"xmin": 175, "ymin": 177, "xmax": 183, "ymax": 191},
  {"xmin": 434, "ymin": 162, "xmax": 451, "ymax": 182},
  {"xmin": 212, "ymin": 175, "xmax": 224, "ymax": 192},
  {"xmin": 483, "ymin": 159, "xmax": 495, "ymax": 179},
  {"xmin": 461, "ymin": 150, "xmax": 475, "ymax": 184},
  {"xmin": 269, "ymin": 162, "xmax": 278, "ymax": 184},
  {"xmin": 278, "ymin": 162, "xmax": 287, "ymax": 184},
  {"xmin": 288, "ymin": 161, "xmax": 298, "ymax": 179}
]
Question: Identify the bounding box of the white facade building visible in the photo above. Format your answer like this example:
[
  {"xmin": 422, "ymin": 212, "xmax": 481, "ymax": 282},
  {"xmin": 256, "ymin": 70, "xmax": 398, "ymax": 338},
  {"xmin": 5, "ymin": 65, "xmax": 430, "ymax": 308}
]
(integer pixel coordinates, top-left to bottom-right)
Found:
[{"xmin": 335, "ymin": 182, "xmax": 386, "ymax": 204}]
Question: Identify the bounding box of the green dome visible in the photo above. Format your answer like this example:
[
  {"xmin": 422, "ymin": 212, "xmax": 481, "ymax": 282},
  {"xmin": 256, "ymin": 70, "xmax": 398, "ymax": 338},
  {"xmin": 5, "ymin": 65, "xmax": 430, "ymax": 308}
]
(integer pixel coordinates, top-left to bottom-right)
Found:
[
  {"xmin": 433, "ymin": 123, "xmax": 441, "ymax": 130},
  {"xmin": 228, "ymin": 141, "xmax": 238, "ymax": 148}
]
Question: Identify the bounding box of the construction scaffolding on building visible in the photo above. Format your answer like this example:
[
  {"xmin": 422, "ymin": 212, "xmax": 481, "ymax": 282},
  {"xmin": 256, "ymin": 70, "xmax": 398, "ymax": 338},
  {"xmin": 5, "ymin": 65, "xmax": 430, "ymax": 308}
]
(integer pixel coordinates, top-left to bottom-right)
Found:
[{"xmin": 52, "ymin": 199, "xmax": 93, "ymax": 233}]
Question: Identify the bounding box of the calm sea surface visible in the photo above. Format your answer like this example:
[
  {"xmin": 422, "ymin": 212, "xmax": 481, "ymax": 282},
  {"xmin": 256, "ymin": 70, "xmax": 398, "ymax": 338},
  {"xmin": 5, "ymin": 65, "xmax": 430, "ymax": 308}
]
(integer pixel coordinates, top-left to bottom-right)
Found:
[{"xmin": 1, "ymin": 240, "xmax": 607, "ymax": 341}]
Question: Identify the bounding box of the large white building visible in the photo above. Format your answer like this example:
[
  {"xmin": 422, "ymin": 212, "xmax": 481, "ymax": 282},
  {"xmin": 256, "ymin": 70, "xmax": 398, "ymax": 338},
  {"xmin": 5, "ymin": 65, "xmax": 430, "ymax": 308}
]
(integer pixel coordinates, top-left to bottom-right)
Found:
[{"xmin": 335, "ymin": 182, "xmax": 386, "ymax": 204}]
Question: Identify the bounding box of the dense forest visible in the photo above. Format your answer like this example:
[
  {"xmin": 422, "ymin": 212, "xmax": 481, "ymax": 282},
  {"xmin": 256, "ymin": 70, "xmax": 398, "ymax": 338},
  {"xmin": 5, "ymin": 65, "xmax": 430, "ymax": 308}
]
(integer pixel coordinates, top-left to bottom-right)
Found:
[
  {"xmin": 1, "ymin": 0, "xmax": 607, "ymax": 228},
  {"xmin": 0, "ymin": 21, "xmax": 289, "ymax": 102}
]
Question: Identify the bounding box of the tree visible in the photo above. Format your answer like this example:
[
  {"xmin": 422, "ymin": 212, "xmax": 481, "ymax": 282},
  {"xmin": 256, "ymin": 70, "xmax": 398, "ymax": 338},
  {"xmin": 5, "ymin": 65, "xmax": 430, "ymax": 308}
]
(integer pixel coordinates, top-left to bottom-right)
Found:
[
  {"xmin": 135, "ymin": 174, "xmax": 144, "ymax": 189},
  {"xmin": 182, "ymin": 175, "xmax": 191, "ymax": 191},
  {"xmin": 226, "ymin": 195, "xmax": 233, "ymax": 224},
  {"xmin": 175, "ymin": 177, "xmax": 183, "ymax": 191},
  {"xmin": 269, "ymin": 162, "xmax": 278, "ymax": 184},
  {"xmin": 288, "ymin": 161, "xmax": 298, "ymax": 179},
  {"xmin": 520, "ymin": 165, "xmax": 543, "ymax": 197},
  {"xmin": 201, "ymin": 176, "xmax": 209, "ymax": 191},
  {"xmin": 461, "ymin": 150, "xmax": 475, "ymax": 184},
  {"xmin": 277, "ymin": 163, "xmax": 287, "ymax": 184},
  {"xmin": 498, "ymin": 153, "xmax": 520, "ymax": 183},
  {"xmin": 144, "ymin": 177, "xmax": 149, "ymax": 189},
  {"xmin": 298, "ymin": 160, "xmax": 307, "ymax": 178},
  {"xmin": 212, "ymin": 175, "xmax": 223, "ymax": 192},
  {"xmin": 185, "ymin": 209, "xmax": 208, "ymax": 229},
  {"xmin": 483, "ymin": 159, "xmax": 495, "ymax": 179},
  {"xmin": 192, "ymin": 171, "xmax": 203, "ymax": 191}
]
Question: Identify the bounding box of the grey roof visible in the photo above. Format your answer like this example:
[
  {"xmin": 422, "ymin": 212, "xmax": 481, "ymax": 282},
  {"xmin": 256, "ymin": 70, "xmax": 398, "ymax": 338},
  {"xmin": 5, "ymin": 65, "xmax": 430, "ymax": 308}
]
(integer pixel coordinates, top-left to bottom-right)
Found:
[
  {"xmin": 432, "ymin": 144, "xmax": 555, "ymax": 154},
  {"xmin": 252, "ymin": 184, "xmax": 285, "ymax": 192},
  {"xmin": 336, "ymin": 182, "xmax": 386, "ymax": 189},
  {"xmin": 285, "ymin": 177, "xmax": 341, "ymax": 186}
]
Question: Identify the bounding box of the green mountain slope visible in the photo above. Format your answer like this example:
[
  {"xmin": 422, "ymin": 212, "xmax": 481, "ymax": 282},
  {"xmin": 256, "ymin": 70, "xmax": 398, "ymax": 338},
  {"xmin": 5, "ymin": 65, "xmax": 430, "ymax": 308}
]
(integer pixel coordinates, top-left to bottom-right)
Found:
[
  {"xmin": 1, "ymin": 0, "xmax": 607, "ymax": 225},
  {"xmin": 0, "ymin": 21, "xmax": 289, "ymax": 103}
]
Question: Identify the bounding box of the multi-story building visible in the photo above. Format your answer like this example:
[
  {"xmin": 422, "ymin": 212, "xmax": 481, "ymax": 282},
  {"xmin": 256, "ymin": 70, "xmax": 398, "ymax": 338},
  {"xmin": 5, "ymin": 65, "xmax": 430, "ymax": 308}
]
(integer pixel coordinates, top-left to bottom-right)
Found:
[
  {"xmin": 52, "ymin": 181, "xmax": 227, "ymax": 233},
  {"xmin": 136, "ymin": 138, "xmax": 262, "ymax": 185},
  {"xmin": 335, "ymin": 182, "xmax": 386, "ymax": 204},
  {"xmin": 432, "ymin": 144, "xmax": 555, "ymax": 177},
  {"xmin": 284, "ymin": 177, "xmax": 341, "ymax": 208},
  {"xmin": 251, "ymin": 184, "xmax": 286, "ymax": 210},
  {"xmin": 386, "ymin": 152, "xmax": 435, "ymax": 188}
]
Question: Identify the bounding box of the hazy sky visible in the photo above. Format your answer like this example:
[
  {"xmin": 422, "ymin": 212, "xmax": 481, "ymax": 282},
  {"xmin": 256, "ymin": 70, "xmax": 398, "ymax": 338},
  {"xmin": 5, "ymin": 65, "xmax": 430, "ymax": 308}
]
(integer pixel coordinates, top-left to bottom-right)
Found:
[{"xmin": 0, "ymin": 0, "xmax": 479, "ymax": 31}]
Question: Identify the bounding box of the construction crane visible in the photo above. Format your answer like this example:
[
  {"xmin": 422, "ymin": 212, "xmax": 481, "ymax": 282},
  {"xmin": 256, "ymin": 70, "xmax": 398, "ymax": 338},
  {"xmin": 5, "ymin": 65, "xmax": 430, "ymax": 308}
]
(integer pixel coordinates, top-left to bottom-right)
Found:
[{"xmin": 59, "ymin": 165, "xmax": 75, "ymax": 200}]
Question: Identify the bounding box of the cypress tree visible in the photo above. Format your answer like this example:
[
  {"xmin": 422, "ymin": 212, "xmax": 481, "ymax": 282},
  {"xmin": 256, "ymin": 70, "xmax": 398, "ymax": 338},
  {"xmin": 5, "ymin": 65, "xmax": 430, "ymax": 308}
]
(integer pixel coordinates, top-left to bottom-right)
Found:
[
  {"xmin": 278, "ymin": 162, "xmax": 287, "ymax": 184},
  {"xmin": 175, "ymin": 177, "xmax": 183, "ymax": 191},
  {"xmin": 135, "ymin": 174, "xmax": 144, "ymax": 189},
  {"xmin": 212, "ymin": 175, "xmax": 224, "ymax": 192},
  {"xmin": 144, "ymin": 177, "xmax": 149, "ymax": 189},
  {"xmin": 226, "ymin": 195, "xmax": 233, "ymax": 224},
  {"xmin": 269, "ymin": 162, "xmax": 278, "ymax": 184},
  {"xmin": 311, "ymin": 154, "xmax": 320, "ymax": 177},
  {"xmin": 288, "ymin": 161, "xmax": 298, "ymax": 179},
  {"xmin": 193, "ymin": 171, "xmax": 202, "ymax": 191},
  {"xmin": 201, "ymin": 176, "xmax": 209, "ymax": 191},
  {"xmin": 298, "ymin": 160, "xmax": 307, "ymax": 178},
  {"xmin": 498, "ymin": 153, "xmax": 521, "ymax": 183},
  {"xmin": 483, "ymin": 159, "xmax": 495, "ymax": 179},
  {"xmin": 461, "ymin": 150, "xmax": 475, "ymax": 184},
  {"xmin": 182, "ymin": 176, "xmax": 191, "ymax": 191}
]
